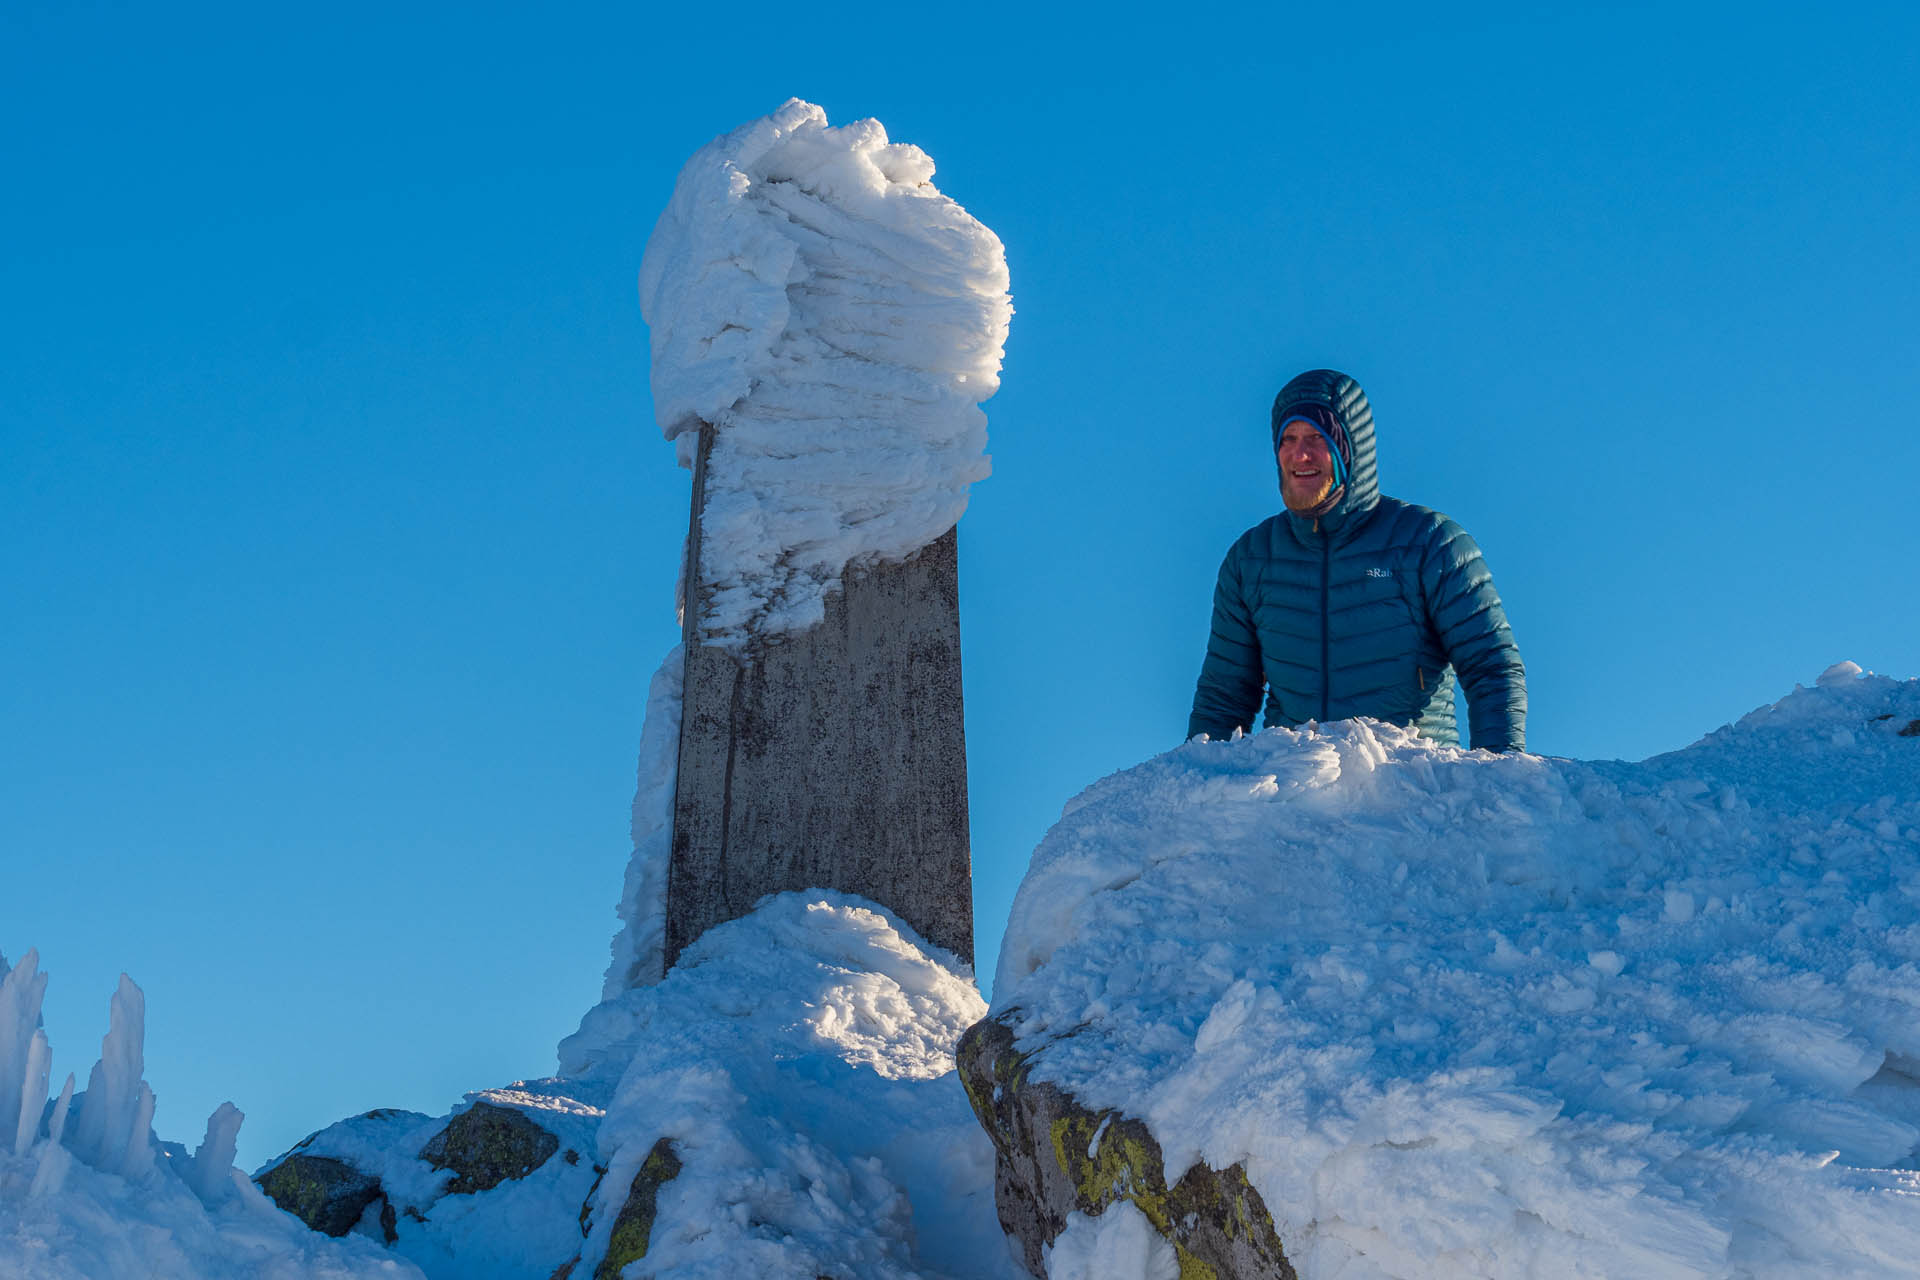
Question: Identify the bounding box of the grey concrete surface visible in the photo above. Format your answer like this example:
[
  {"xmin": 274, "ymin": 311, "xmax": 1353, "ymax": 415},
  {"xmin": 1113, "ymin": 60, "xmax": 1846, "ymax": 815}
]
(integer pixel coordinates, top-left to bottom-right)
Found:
[{"xmin": 664, "ymin": 426, "xmax": 975, "ymax": 971}]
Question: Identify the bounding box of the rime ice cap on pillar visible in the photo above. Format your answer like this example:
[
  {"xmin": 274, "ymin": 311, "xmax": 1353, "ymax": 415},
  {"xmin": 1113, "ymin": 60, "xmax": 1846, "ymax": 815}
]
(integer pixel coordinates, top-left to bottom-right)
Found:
[{"xmin": 640, "ymin": 98, "xmax": 1012, "ymax": 649}]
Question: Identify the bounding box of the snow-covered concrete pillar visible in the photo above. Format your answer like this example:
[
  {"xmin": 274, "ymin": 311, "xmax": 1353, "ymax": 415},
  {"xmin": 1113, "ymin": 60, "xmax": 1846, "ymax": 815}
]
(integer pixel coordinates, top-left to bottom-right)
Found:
[{"xmin": 622, "ymin": 100, "xmax": 1010, "ymax": 978}]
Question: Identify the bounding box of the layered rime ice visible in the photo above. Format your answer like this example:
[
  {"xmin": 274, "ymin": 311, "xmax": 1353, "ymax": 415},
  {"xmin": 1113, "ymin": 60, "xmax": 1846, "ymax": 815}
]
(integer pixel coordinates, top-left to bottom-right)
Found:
[
  {"xmin": 598, "ymin": 643, "xmax": 683, "ymax": 997},
  {"xmin": 0, "ymin": 957, "xmax": 408, "ymax": 1279},
  {"xmin": 559, "ymin": 893, "xmax": 1020, "ymax": 1280},
  {"xmin": 640, "ymin": 97, "xmax": 1011, "ymax": 649},
  {"xmin": 994, "ymin": 664, "xmax": 1920, "ymax": 1279}
]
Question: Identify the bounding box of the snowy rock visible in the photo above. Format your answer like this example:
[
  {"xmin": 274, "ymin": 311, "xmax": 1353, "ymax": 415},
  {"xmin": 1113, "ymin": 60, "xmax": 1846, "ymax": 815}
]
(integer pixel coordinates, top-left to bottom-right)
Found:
[
  {"xmin": 249, "ymin": 1089, "xmax": 604, "ymax": 1278},
  {"xmin": 979, "ymin": 674, "xmax": 1920, "ymax": 1279},
  {"xmin": 957, "ymin": 1011, "xmax": 1294, "ymax": 1280},
  {"xmin": 417, "ymin": 1101, "xmax": 560, "ymax": 1196},
  {"xmin": 254, "ymin": 1154, "xmax": 389, "ymax": 1240}
]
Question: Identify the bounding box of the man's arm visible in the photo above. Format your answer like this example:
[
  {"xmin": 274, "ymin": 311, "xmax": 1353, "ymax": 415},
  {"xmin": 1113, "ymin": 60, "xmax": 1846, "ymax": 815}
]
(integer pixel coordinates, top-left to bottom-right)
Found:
[
  {"xmin": 1421, "ymin": 518, "xmax": 1527, "ymax": 752},
  {"xmin": 1188, "ymin": 546, "xmax": 1264, "ymax": 740}
]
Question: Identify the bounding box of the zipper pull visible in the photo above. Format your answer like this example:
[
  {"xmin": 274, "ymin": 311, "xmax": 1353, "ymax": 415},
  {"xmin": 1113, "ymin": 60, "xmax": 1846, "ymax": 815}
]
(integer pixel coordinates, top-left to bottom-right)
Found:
[{"xmin": 1418, "ymin": 667, "xmax": 1425, "ymax": 690}]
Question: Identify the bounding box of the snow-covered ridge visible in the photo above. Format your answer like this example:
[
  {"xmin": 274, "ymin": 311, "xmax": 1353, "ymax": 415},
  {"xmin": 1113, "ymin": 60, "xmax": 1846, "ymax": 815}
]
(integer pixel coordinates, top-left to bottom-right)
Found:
[
  {"xmin": 641, "ymin": 98, "xmax": 1012, "ymax": 648},
  {"xmin": 993, "ymin": 664, "xmax": 1920, "ymax": 1278}
]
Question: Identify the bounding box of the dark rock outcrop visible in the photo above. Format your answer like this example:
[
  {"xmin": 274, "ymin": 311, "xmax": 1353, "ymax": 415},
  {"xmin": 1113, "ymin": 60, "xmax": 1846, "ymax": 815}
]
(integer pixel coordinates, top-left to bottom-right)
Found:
[
  {"xmin": 254, "ymin": 1154, "xmax": 386, "ymax": 1239},
  {"xmin": 419, "ymin": 1100, "xmax": 561, "ymax": 1195},
  {"xmin": 957, "ymin": 1011, "xmax": 1296, "ymax": 1280},
  {"xmin": 595, "ymin": 1139, "xmax": 683, "ymax": 1280}
]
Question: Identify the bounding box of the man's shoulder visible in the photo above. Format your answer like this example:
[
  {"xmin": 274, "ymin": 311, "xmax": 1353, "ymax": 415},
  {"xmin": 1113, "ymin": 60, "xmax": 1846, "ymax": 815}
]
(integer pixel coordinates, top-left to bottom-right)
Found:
[
  {"xmin": 1368, "ymin": 496, "xmax": 1466, "ymax": 545},
  {"xmin": 1233, "ymin": 512, "xmax": 1290, "ymax": 543},
  {"xmin": 1221, "ymin": 513, "xmax": 1290, "ymax": 561}
]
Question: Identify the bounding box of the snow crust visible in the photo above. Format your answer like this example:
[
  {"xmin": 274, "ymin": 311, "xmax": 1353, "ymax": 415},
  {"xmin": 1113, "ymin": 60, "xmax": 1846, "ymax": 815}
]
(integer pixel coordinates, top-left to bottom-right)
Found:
[
  {"xmin": 995, "ymin": 667, "xmax": 1920, "ymax": 1278},
  {"xmin": 562, "ymin": 891, "xmax": 1023, "ymax": 1280},
  {"xmin": 641, "ymin": 98, "xmax": 1011, "ymax": 648}
]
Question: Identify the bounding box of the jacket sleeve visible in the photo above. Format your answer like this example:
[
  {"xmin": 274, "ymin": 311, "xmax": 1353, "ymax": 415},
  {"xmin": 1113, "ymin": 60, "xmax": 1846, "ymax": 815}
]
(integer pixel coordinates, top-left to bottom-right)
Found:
[
  {"xmin": 1187, "ymin": 544, "xmax": 1265, "ymax": 740},
  {"xmin": 1420, "ymin": 518, "xmax": 1527, "ymax": 752}
]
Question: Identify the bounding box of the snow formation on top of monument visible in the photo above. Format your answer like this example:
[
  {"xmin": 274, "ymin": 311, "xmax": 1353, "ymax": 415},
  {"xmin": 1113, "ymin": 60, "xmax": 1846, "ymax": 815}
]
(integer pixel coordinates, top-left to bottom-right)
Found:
[{"xmin": 641, "ymin": 98, "xmax": 1011, "ymax": 649}]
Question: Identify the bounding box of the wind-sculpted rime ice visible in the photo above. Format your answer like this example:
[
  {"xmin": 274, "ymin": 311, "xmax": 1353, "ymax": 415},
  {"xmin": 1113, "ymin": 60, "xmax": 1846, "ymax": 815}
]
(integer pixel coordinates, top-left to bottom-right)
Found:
[
  {"xmin": 2, "ymin": 960, "xmax": 411, "ymax": 1279},
  {"xmin": 597, "ymin": 644, "xmax": 683, "ymax": 998},
  {"xmin": 640, "ymin": 97, "xmax": 1011, "ymax": 649},
  {"xmin": 992, "ymin": 664, "xmax": 1920, "ymax": 1278}
]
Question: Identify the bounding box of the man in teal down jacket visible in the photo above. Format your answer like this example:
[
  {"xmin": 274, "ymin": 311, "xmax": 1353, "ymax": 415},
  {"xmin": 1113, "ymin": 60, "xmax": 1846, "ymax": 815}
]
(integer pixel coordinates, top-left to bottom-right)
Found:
[{"xmin": 1188, "ymin": 369, "xmax": 1527, "ymax": 751}]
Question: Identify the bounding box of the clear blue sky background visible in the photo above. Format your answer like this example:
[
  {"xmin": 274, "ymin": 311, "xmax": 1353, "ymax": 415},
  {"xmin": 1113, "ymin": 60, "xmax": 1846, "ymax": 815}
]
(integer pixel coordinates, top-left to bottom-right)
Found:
[{"xmin": 5, "ymin": 2, "xmax": 1915, "ymax": 1174}]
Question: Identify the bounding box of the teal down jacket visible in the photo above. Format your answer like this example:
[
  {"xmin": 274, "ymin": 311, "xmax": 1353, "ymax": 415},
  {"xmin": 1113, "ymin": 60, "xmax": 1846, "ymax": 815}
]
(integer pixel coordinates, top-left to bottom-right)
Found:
[{"xmin": 1188, "ymin": 370, "xmax": 1527, "ymax": 751}]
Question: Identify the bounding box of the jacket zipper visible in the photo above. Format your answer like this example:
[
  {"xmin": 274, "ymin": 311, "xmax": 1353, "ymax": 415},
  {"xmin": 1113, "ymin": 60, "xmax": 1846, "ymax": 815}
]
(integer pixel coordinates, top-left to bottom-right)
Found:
[{"xmin": 1319, "ymin": 524, "xmax": 1331, "ymax": 720}]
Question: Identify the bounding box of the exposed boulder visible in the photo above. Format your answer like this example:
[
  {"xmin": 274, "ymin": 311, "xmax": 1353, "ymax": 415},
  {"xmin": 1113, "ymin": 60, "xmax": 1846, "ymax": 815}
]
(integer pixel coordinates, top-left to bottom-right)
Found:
[
  {"xmin": 419, "ymin": 1099, "xmax": 561, "ymax": 1195},
  {"xmin": 957, "ymin": 1011, "xmax": 1295, "ymax": 1280},
  {"xmin": 253, "ymin": 1154, "xmax": 387, "ymax": 1239}
]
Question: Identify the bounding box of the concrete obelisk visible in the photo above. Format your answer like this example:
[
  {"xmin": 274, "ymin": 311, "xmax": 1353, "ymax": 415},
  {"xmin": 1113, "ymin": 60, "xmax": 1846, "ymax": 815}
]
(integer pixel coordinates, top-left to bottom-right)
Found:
[{"xmin": 632, "ymin": 100, "xmax": 1010, "ymax": 976}]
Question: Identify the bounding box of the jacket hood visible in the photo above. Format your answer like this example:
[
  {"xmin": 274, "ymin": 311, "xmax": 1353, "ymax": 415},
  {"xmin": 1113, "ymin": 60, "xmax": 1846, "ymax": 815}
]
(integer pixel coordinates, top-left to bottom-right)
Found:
[{"xmin": 1271, "ymin": 368, "xmax": 1380, "ymax": 533}]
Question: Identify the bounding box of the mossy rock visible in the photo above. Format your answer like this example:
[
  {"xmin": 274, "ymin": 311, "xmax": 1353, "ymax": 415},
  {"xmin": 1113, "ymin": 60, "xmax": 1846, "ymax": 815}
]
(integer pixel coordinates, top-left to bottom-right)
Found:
[
  {"xmin": 254, "ymin": 1154, "xmax": 386, "ymax": 1238},
  {"xmin": 595, "ymin": 1138, "xmax": 682, "ymax": 1280},
  {"xmin": 957, "ymin": 1011, "xmax": 1295, "ymax": 1280},
  {"xmin": 419, "ymin": 1100, "xmax": 561, "ymax": 1195}
]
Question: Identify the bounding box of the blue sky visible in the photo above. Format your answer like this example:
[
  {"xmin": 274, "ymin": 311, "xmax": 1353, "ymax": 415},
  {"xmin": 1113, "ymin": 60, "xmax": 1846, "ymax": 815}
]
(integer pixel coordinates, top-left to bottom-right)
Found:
[{"xmin": 5, "ymin": 2, "xmax": 1916, "ymax": 1174}]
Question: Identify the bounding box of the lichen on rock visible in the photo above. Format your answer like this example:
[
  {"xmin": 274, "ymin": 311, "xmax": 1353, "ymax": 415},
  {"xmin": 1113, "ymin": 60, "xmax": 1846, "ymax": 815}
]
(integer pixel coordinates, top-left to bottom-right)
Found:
[
  {"xmin": 253, "ymin": 1153, "xmax": 387, "ymax": 1239},
  {"xmin": 594, "ymin": 1138, "xmax": 682, "ymax": 1280},
  {"xmin": 957, "ymin": 1011, "xmax": 1294, "ymax": 1280},
  {"xmin": 418, "ymin": 1099, "xmax": 561, "ymax": 1195}
]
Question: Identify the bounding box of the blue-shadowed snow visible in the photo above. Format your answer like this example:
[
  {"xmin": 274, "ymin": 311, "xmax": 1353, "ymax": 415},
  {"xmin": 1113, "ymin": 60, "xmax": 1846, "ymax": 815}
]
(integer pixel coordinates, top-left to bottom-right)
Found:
[
  {"xmin": 640, "ymin": 98, "xmax": 1011, "ymax": 649},
  {"xmin": 994, "ymin": 662, "xmax": 1920, "ymax": 1278}
]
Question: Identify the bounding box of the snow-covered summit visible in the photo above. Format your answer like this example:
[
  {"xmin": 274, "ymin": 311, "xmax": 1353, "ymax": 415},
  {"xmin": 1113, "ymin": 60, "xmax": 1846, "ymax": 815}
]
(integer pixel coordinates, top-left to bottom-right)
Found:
[
  {"xmin": 641, "ymin": 98, "xmax": 1012, "ymax": 648},
  {"xmin": 990, "ymin": 665, "xmax": 1920, "ymax": 1277}
]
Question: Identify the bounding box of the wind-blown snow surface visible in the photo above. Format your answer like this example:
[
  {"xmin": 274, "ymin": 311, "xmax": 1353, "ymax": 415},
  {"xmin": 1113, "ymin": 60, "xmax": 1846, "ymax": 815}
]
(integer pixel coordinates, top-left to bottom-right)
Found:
[
  {"xmin": 995, "ymin": 665, "xmax": 1920, "ymax": 1279},
  {"xmin": 640, "ymin": 98, "xmax": 1011, "ymax": 649},
  {"xmin": 561, "ymin": 891, "xmax": 1024, "ymax": 1280},
  {"xmin": 0, "ymin": 957, "xmax": 415, "ymax": 1279}
]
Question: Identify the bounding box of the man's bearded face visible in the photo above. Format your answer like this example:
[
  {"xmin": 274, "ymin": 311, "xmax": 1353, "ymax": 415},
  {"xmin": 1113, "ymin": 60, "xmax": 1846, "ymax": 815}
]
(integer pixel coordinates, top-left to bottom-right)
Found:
[{"xmin": 1278, "ymin": 421, "xmax": 1335, "ymax": 512}]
